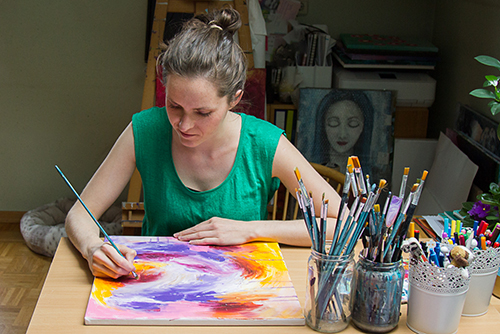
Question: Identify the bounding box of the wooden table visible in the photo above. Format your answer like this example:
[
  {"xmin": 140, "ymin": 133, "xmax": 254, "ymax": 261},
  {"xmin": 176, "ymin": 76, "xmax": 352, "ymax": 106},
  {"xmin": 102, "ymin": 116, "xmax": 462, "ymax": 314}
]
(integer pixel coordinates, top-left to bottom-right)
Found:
[{"xmin": 27, "ymin": 238, "xmax": 500, "ymax": 333}]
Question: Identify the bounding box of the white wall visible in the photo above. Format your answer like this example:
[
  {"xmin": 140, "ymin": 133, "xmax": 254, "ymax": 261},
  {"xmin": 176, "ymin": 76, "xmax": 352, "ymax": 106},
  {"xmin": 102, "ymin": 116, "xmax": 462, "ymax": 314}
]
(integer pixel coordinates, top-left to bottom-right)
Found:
[
  {"xmin": 300, "ymin": 0, "xmax": 435, "ymax": 41},
  {"xmin": 0, "ymin": 2, "xmax": 147, "ymax": 210}
]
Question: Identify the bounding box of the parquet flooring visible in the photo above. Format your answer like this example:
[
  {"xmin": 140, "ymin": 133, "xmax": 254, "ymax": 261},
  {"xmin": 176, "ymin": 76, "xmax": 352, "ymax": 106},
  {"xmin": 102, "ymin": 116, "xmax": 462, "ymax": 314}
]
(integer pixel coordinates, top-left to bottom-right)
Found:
[{"xmin": 0, "ymin": 223, "xmax": 51, "ymax": 334}]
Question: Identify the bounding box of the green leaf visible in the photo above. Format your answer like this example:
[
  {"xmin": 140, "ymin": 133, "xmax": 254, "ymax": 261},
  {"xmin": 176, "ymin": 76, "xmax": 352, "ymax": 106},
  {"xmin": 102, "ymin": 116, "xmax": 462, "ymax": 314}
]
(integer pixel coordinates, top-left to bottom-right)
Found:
[
  {"xmin": 461, "ymin": 217, "xmax": 475, "ymax": 227},
  {"xmin": 498, "ymin": 125, "xmax": 500, "ymax": 140},
  {"xmin": 470, "ymin": 88, "xmax": 496, "ymax": 99},
  {"xmin": 488, "ymin": 102, "xmax": 500, "ymax": 116},
  {"xmin": 483, "ymin": 80, "xmax": 494, "ymax": 87},
  {"xmin": 461, "ymin": 201, "xmax": 474, "ymax": 211},
  {"xmin": 486, "ymin": 75, "xmax": 499, "ymax": 86},
  {"xmin": 486, "ymin": 215, "xmax": 499, "ymax": 221},
  {"xmin": 475, "ymin": 55, "xmax": 500, "ymax": 70},
  {"xmin": 490, "ymin": 182, "xmax": 500, "ymax": 195}
]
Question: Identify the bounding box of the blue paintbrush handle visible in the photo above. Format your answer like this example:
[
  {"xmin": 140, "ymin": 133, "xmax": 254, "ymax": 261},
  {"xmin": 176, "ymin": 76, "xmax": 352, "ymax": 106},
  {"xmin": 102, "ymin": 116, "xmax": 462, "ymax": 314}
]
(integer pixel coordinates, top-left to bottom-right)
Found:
[
  {"xmin": 383, "ymin": 212, "xmax": 405, "ymax": 258},
  {"xmin": 55, "ymin": 165, "xmax": 138, "ymax": 278}
]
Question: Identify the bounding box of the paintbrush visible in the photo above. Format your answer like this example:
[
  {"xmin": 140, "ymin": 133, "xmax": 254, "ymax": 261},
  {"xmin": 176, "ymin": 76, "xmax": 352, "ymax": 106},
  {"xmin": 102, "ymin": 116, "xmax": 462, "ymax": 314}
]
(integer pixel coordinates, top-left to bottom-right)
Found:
[
  {"xmin": 345, "ymin": 192, "xmax": 376, "ymax": 255},
  {"xmin": 294, "ymin": 167, "xmax": 310, "ymax": 207},
  {"xmin": 383, "ymin": 186, "xmax": 416, "ymax": 260},
  {"xmin": 308, "ymin": 191, "xmax": 320, "ymax": 252},
  {"xmin": 352, "ymin": 156, "xmax": 367, "ymax": 196},
  {"xmin": 297, "ymin": 188, "xmax": 319, "ymax": 251},
  {"xmin": 319, "ymin": 194, "xmax": 328, "ymax": 254},
  {"xmin": 371, "ymin": 192, "xmax": 392, "ymax": 261},
  {"xmin": 331, "ymin": 196, "xmax": 361, "ymax": 255},
  {"xmin": 331, "ymin": 163, "xmax": 352, "ymax": 250},
  {"xmin": 55, "ymin": 165, "xmax": 138, "ymax": 279},
  {"xmin": 391, "ymin": 171, "xmax": 428, "ymax": 262},
  {"xmin": 399, "ymin": 167, "xmax": 410, "ymax": 199}
]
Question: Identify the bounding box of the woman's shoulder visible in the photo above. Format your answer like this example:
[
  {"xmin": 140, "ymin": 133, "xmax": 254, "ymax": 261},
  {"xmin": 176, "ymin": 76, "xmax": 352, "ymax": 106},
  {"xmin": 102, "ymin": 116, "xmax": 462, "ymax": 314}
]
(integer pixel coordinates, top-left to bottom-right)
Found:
[
  {"xmin": 240, "ymin": 113, "xmax": 284, "ymax": 137},
  {"xmin": 132, "ymin": 106, "xmax": 166, "ymax": 122}
]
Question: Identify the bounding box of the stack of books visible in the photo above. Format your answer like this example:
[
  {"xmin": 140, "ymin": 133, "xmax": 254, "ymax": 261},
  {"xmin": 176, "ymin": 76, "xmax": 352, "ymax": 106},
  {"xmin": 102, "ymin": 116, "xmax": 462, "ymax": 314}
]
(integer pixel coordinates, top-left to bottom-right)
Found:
[
  {"xmin": 332, "ymin": 33, "xmax": 439, "ymax": 70},
  {"xmin": 297, "ymin": 31, "xmax": 334, "ymax": 67}
]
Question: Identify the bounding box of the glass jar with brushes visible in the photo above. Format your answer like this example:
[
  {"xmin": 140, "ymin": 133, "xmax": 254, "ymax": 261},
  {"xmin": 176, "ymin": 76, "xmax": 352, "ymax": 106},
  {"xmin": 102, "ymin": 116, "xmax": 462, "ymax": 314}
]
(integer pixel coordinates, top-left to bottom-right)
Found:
[
  {"xmin": 351, "ymin": 251, "xmax": 405, "ymax": 333},
  {"xmin": 304, "ymin": 249, "xmax": 355, "ymax": 333}
]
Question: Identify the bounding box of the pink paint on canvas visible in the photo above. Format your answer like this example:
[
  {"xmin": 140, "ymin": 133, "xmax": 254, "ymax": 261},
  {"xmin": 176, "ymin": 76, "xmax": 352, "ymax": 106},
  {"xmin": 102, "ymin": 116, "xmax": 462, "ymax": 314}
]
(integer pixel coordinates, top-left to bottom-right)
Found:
[{"xmin": 84, "ymin": 236, "xmax": 304, "ymax": 325}]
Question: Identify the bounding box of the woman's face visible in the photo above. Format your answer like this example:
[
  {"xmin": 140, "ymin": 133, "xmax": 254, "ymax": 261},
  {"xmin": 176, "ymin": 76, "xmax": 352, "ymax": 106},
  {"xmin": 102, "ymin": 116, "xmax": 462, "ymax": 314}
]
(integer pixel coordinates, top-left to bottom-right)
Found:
[
  {"xmin": 324, "ymin": 100, "xmax": 364, "ymax": 154},
  {"xmin": 165, "ymin": 75, "xmax": 235, "ymax": 148}
]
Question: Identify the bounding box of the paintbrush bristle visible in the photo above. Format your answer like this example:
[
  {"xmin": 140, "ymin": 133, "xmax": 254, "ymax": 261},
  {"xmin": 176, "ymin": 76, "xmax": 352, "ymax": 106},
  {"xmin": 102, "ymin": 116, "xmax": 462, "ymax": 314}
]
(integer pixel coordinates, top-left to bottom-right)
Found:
[
  {"xmin": 347, "ymin": 164, "xmax": 354, "ymax": 174},
  {"xmin": 294, "ymin": 167, "xmax": 301, "ymax": 181},
  {"xmin": 352, "ymin": 156, "xmax": 361, "ymax": 168},
  {"xmin": 404, "ymin": 167, "xmax": 410, "ymax": 175},
  {"xmin": 421, "ymin": 170, "xmax": 428, "ymax": 181},
  {"xmin": 379, "ymin": 179, "xmax": 387, "ymax": 189},
  {"xmin": 411, "ymin": 183, "xmax": 418, "ymax": 192},
  {"xmin": 374, "ymin": 204, "xmax": 380, "ymax": 212}
]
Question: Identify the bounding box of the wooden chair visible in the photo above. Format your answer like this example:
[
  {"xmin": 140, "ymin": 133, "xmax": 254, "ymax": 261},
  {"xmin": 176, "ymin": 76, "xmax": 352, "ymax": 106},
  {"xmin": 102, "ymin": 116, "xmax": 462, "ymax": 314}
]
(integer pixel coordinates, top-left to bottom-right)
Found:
[{"xmin": 269, "ymin": 162, "xmax": 345, "ymax": 221}]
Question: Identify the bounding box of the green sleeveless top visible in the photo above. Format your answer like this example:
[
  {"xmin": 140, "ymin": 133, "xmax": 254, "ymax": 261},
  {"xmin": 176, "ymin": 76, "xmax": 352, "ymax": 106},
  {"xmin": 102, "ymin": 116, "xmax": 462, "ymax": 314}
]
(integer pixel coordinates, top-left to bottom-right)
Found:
[{"xmin": 132, "ymin": 107, "xmax": 284, "ymax": 236}]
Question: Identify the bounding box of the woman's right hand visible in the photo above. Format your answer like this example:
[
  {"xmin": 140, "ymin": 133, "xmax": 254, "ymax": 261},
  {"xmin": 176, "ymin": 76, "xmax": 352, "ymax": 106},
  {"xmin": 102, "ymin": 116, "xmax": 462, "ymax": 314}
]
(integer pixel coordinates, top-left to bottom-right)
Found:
[{"xmin": 86, "ymin": 242, "xmax": 137, "ymax": 279}]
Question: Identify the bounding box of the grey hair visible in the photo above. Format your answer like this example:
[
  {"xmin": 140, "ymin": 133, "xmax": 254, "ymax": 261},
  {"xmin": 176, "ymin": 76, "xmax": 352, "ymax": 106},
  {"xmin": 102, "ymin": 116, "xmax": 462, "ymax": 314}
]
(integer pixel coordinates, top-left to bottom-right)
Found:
[{"xmin": 160, "ymin": 7, "xmax": 247, "ymax": 103}]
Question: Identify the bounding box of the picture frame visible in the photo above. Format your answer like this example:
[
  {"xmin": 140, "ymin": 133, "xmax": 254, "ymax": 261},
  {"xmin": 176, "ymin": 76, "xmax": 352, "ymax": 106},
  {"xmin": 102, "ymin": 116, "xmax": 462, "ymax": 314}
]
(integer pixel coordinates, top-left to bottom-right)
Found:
[
  {"xmin": 296, "ymin": 88, "xmax": 395, "ymax": 184},
  {"xmin": 455, "ymin": 103, "xmax": 500, "ymax": 159}
]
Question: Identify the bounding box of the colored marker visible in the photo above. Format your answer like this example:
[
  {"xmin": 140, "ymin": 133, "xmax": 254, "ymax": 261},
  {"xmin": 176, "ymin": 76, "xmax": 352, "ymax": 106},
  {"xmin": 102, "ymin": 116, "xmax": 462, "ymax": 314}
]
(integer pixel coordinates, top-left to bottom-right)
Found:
[
  {"xmin": 473, "ymin": 220, "xmax": 479, "ymax": 235},
  {"xmin": 489, "ymin": 224, "xmax": 500, "ymax": 242},
  {"xmin": 478, "ymin": 221, "xmax": 488, "ymax": 237},
  {"xmin": 408, "ymin": 222, "xmax": 415, "ymax": 238}
]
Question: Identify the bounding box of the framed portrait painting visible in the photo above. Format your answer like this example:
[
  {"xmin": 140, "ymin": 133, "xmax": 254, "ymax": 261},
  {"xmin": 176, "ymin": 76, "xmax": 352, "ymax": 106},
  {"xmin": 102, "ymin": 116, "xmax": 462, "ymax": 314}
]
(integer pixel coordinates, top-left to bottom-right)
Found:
[{"xmin": 296, "ymin": 88, "xmax": 395, "ymax": 184}]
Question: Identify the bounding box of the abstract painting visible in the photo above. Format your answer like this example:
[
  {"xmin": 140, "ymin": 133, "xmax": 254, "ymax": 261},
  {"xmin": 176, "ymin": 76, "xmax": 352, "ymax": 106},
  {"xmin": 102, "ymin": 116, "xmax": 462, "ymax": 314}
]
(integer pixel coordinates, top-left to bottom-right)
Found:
[{"xmin": 84, "ymin": 236, "xmax": 304, "ymax": 325}]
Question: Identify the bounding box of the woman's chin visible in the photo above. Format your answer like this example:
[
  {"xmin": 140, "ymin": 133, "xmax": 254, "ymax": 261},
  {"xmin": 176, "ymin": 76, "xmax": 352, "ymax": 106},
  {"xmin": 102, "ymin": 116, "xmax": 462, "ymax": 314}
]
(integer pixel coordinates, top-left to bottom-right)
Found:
[{"xmin": 332, "ymin": 145, "xmax": 353, "ymax": 154}]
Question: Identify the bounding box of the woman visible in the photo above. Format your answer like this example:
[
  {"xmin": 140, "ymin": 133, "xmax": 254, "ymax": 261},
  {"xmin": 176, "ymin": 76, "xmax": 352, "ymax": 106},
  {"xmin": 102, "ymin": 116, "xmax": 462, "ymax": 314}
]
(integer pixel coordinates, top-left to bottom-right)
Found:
[
  {"xmin": 314, "ymin": 90, "xmax": 374, "ymax": 174},
  {"xmin": 65, "ymin": 7, "xmax": 341, "ymax": 279}
]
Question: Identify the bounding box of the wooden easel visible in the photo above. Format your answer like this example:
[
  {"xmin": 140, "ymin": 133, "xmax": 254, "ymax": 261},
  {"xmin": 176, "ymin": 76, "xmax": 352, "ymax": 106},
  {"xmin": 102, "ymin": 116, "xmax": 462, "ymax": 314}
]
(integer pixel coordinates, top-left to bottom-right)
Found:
[{"xmin": 122, "ymin": 0, "xmax": 254, "ymax": 234}]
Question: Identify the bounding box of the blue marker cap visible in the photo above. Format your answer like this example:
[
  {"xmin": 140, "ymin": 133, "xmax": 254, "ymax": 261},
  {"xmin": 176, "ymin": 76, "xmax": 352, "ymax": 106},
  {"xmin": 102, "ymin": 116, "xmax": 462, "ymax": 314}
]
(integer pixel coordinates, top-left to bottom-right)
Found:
[
  {"xmin": 429, "ymin": 248, "xmax": 440, "ymax": 266},
  {"xmin": 473, "ymin": 220, "xmax": 479, "ymax": 234},
  {"xmin": 444, "ymin": 218, "xmax": 451, "ymax": 237}
]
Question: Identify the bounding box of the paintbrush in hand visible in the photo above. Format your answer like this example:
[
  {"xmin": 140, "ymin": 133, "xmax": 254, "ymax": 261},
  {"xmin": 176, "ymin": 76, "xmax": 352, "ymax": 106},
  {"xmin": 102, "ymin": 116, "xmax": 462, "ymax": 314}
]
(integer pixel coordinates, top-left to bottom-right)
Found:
[{"xmin": 55, "ymin": 165, "xmax": 138, "ymax": 279}]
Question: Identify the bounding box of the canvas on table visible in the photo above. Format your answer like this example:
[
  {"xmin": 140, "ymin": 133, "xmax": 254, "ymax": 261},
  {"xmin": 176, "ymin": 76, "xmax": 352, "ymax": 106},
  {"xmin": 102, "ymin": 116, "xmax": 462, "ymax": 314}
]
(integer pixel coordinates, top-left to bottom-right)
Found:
[{"xmin": 84, "ymin": 236, "xmax": 304, "ymax": 326}]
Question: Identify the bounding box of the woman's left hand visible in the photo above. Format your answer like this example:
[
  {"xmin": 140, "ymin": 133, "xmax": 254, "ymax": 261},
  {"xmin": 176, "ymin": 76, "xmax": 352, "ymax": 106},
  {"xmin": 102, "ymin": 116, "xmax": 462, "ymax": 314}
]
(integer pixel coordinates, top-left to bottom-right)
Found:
[{"xmin": 174, "ymin": 217, "xmax": 257, "ymax": 246}]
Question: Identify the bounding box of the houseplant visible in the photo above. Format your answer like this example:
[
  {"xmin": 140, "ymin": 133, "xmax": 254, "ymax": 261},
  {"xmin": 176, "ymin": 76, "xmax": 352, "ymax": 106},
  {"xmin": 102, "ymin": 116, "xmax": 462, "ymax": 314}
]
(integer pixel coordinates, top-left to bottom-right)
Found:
[
  {"xmin": 469, "ymin": 55, "xmax": 500, "ymax": 141},
  {"xmin": 459, "ymin": 55, "xmax": 500, "ymax": 232}
]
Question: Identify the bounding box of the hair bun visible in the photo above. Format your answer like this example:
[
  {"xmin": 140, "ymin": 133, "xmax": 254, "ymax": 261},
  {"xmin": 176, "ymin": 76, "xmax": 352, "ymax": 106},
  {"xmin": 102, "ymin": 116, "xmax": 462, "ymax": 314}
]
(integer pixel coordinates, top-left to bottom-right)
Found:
[{"xmin": 196, "ymin": 6, "xmax": 241, "ymax": 36}]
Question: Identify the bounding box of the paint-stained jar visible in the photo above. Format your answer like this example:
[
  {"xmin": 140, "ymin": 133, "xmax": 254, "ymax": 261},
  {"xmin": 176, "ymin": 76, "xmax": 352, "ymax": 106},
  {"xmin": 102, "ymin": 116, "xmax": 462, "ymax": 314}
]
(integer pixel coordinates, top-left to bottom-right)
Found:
[
  {"xmin": 352, "ymin": 253, "xmax": 405, "ymax": 333},
  {"xmin": 304, "ymin": 249, "xmax": 354, "ymax": 333}
]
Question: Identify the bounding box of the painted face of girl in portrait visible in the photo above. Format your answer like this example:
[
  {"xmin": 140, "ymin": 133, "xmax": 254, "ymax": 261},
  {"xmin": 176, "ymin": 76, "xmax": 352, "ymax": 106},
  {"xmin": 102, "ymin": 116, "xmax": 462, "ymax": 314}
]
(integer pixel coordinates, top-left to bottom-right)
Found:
[{"xmin": 325, "ymin": 100, "xmax": 364, "ymax": 154}]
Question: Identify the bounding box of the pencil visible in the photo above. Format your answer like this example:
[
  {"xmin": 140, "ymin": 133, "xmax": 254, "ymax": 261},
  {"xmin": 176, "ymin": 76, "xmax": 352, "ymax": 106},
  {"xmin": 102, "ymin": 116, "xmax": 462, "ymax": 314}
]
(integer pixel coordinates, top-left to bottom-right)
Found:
[{"xmin": 55, "ymin": 165, "xmax": 138, "ymax": 279}]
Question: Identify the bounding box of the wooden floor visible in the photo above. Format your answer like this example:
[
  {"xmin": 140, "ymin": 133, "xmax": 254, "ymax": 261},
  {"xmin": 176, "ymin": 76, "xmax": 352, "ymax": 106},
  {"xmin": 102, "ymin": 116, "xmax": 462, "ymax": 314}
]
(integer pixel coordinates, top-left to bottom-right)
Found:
[{"xmin": 0, "ymin": 222, "xmax": 52, "ymax": 334}]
